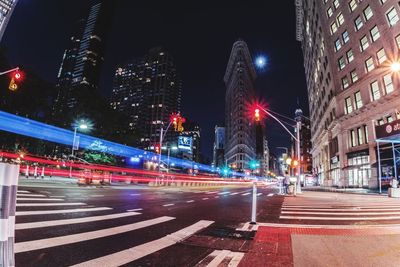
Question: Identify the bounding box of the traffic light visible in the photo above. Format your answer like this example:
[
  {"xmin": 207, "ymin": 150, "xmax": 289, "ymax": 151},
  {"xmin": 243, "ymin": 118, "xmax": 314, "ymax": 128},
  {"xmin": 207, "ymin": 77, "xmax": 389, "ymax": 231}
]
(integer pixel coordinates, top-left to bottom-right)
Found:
[
  {"xmin": 154, "ymin": 144, "xmax": 160, "ymax": 154},
  {"xmin": 254, "ymin": 108, "xmax": 260, "ymax": 121},
  {"xmin": 177, "ymin": 117, "xmax": 186, "ymax": 132},
  {"xmin": 9, "ymin": 71, "xmax": 23, "ymax": 91},
  {"xmin": 293, "ymin": 159, "xmax": 299, "ymax": 167}
]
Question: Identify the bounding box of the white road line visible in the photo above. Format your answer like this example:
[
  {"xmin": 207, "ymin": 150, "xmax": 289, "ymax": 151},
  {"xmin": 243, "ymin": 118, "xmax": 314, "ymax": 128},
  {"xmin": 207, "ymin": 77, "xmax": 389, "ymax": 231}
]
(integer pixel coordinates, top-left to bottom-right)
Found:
[
  {"xmin": 15, "ymin": 212, "xmax": 141, "ymax": 230},
  {"xmin": 90, "ymin": 195, "xmax": 104, "ymax": 197},
  {"xmin": 230, "ymin": 192, "xmax": 239, "ymax": 195},
  {"xmin": 218, "ymin": 192, "xmax": 230, "ymax": 195},
  {"xmin": 15, "ymin": 216, "xmax": 175, "ymax": 253},
  {"xmin": 282, "ymin": 207, "xmax": 400, "ymax": 211},
  {"xmin": 40, "ymin": 191, "xmax": 51, "ymax": 194},
  {"xmin": 127, "ymin": 208, "xmax": 143, "ymax": 212},
  {"xmin": 130, "ymin": 193, "xmax": 141, "ymax": 196},
  {"xmin": 17, "ymin": 202, "xmax": 86, "ymax": 207},
  {"xmin": 257, "ymin": 193, "xmax": 263, "ymax": 196},
  {"xmin": 163, "ymin": 204, "xmax": 174, "ymax": 207},
  {"xmin": 51, "ymin": 196, "xmax": 66, "ymax": 198},
  {"xmin": 70, "ymin": 220, "xmax": 213, "ymax": 267},
  {"xmin": 16, "ymin": 207, "xmax": 112, "ymax": 216},
  {"xmin": 17, "ymin": 198, "xmax": 64, "ymax": 201},
  {"xmin": 282, "ymin": 211, "xmax": 400, "ymax": 215},
  {"xmin": 228, "ymin": 251, "xmax": 245, "ymax": 267},
  {"xmin": 206, "ymin": 249, "xmax": 231, "ymax": 266},
  {"xmin": 214, "ymin": 196, "xmax": 220, "ymax": 198},
  {"xmin": 186, "ymin": 200, "xmax": 195, "ymax": 203},
  {"xmin": 206, "ymin": 191, "xmax": 218, "ymax": 194},
  {"xmin": 17, "ymin": 190, "xmax": 30, "ymax": 193},
  {"xmin": 279, "ymin": 215, "xmax": 400, "ymax": 220},
  {"xmin": 241, "ymin": 192, "xmax": 251, "ymax": 196},
  {"xmin": 202, "ymin": 198, "xmax": 209, "ymax": 200},
  {"xmin": 17, "ymin": 194, "xmax": 46, "ymax": 197},
  {"xmin": 267, "ymin": 193, "xmax": 274, "ymax": 197}
]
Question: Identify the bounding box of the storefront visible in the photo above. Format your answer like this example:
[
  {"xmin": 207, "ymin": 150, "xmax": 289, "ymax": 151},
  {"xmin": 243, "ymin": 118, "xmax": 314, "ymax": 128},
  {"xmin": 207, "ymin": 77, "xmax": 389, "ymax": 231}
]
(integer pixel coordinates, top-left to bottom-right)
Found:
[
  {"xmin": 330, "ymin": 156, "xmax": 340, "ymax": 186},
  {"xmin": 346, "ymin": 151, "xmax": 370, "ymax": 188}
]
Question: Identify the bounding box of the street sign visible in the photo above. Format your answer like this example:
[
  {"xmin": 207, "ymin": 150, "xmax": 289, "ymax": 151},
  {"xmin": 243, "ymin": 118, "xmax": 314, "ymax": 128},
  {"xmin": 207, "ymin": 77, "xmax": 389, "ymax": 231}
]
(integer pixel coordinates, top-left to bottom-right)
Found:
[{"xmin": 178, "ymin": 136, "xmax": 192, "ymax": 151}]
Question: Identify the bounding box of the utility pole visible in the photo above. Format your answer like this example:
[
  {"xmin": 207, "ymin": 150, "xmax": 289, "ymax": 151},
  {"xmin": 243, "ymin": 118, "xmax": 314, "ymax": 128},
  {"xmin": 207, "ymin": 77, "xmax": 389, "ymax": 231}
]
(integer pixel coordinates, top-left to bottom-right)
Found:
[{"xmin": 295, "ymin": 109, "xmax": 303, "ymax": 194}]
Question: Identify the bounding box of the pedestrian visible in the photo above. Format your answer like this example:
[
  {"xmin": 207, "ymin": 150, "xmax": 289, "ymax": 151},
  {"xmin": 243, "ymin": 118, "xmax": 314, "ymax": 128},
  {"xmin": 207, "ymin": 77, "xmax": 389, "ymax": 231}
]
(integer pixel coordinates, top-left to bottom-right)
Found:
[{"xmin": 284, "ymin": 175, "xmax": 290, "ymax": 194}]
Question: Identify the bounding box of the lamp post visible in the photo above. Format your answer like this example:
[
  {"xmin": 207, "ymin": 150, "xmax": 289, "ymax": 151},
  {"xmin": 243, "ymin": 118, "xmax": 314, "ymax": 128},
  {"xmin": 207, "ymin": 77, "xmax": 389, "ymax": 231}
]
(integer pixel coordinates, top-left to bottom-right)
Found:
[{"xmin": 70, "ymin": 120, "xmax": 89, "ymax": 178}]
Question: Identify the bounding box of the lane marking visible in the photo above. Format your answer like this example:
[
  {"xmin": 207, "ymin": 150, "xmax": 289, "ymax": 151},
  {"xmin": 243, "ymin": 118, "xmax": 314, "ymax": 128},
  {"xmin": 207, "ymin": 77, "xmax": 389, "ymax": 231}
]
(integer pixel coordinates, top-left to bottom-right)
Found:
[
  {"xmin": 17, "ymin": 198, "xmax": 64, "ymax": 201},
  {"xmin": 15, "ymin": 212, "xmax": 141, "ymax": 230},
  {"xmin": 214, "ymin": 196, "xmax": 220, "ymax": 199},
  {"xmin": 15, "ymin": 216, "xmax": 175, "ymax": 253},
  {"xmin": 206, "ymin": 249, "xmax": 231, "ymax": 266},
  {"xmin": 17, "ymin": 194, "xmax": 46, "ymax": 197},
  {"xmin": 17, "ymin": 190, "xmax": 30, "ymax": 193},
  {"xmin": 130, "ymin": 194, "xmax": 141, "ymax": 196},
  {"xmin": 282, "ymin": 207, "xmax": 400, "ymax": 211},
  {"xmin": 206, "ymin": 191, "xmax": 218, "ymax": 194},
  {"xmin": 279, "ymin": 215, "xmax": 400, "ymax": 220},
  {"xmin": 218, "ymin": 192, "xmax": 230, "ymax": 195},
  {"xmin": 228, "ymin": 251, "xmax": 245, "ymax": 267},
  {"xmin": 241, "ymin": 193, "xmax": 251, "ymax": 196},
  {"xmin": 282, "ymin": 211, "xmax": 400, "ymax": 215},
  {"xmin": 186, "ymin": 200, "xmax": 195, "ymax": 203},
  {"xmin": 90, "ymin": 195, "xmax": 104, "ymax": 197},
  {"xmin": 255, "ymin": 222, "xmax": 400, "ymax": 229},
  {"xmin": 267, "ymin": 193, "xmax": 274, "ymax": 197},
  {"xmin": 70, "ymin": 220, "xmax": 214, "ymax": 267},
  {"xmin": 16, "ymin": 207, "xmax": 112, "ymax": 216},
  {"xmin": 202, "ymin": 198, "xmax": 209, "ymax": 200},
  {"xmin": 127, "ymin": 208, "xmax": 142, "ymax": 212},
  {"xmin": 230, "ymin": 192, "xmax": 239, "ymax": 196},
  {"xmin": 257, "ymin": 193, "xmax": 263, "ymax": 196},
  {"xmin": 163, "ymin": 204, "xmax": 174, "ymax": 207},
  {"xmin": 17, "ymin": 202, "xmax": 85, "ymax": 207}
]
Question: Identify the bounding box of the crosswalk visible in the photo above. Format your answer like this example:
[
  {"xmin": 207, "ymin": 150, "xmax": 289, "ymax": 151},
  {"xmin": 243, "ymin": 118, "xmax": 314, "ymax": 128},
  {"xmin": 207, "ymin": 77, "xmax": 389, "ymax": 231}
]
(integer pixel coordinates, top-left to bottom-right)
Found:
[
  {"xmin": 195, "ymin": 249, "xmax": 244, "ymax": 267},
  {"xmin": 14, "ymin": 190, "xmax": 232, "ymax": 266},
  {"xmin": 280, "ymin": 192, "xmax": 400, "ymax": 224}
]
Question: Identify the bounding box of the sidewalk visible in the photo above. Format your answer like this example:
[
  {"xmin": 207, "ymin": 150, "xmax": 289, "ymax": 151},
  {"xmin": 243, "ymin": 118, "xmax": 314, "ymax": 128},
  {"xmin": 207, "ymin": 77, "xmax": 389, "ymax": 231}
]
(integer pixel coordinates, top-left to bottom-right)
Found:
[{"xmin": 239, "ymin": 224, "xmax": 400, "ymax": 267}]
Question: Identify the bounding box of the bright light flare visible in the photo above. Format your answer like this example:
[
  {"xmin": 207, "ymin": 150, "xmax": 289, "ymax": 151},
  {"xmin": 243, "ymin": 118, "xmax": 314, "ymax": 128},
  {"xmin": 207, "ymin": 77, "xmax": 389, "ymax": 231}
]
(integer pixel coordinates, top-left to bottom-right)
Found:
[
  {"xmin": 391, "ymin": 62, "xmax": 400, "ymax": 72},
  {"xmin": 255, "ymin": 55, "xmax": 267, "ymax": 69},
  {"xmin": 246, "ymin": 99, "xmax": 268, "ymax": 122}
]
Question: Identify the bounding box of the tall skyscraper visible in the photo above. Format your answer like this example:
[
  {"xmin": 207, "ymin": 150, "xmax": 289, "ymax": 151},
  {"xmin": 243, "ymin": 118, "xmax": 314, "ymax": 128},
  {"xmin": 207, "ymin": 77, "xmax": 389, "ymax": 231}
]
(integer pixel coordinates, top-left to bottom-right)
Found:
[
  {"xmin": 0, "ymin": 0, "xmax": 18, "ymax": 42},
  {"xmin": 296, "ymin": 0, "xmax": 400, "ymax": 188},
  {"xmin": 110, "ymin": 47, "xmax": 182, "ymax": 148},
  {"xmin": 53, "ymin": 1, "xmax": 114, "ymax": 115},
  {"xmin": 224, "ymin": 40, "xmax": 257, "ymax": 172}
]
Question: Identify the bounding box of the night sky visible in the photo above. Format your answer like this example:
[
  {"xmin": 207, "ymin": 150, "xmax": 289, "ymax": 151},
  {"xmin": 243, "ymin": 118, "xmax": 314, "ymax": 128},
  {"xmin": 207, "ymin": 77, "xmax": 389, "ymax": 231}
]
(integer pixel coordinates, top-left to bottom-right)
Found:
[{"xmin": 2, "ymin": 0, "xmax": 308, "ymax": 160}]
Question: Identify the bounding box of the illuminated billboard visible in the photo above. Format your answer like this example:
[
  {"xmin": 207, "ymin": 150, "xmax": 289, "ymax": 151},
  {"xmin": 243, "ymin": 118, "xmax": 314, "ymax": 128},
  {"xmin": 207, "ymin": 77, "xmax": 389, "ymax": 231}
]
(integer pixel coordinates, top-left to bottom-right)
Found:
[{"xmin": 178, "ymin": 136, "xmax": 192, "ymax": 151}]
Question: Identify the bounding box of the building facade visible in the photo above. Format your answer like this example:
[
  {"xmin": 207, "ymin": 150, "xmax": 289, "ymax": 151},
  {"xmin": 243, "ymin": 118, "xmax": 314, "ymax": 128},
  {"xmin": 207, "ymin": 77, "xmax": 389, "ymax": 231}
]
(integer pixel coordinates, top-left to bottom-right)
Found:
[
  {"xmin": 224, "ymin": 40, "xmax": 257, "ymax": 172},
  {"xmin": 296, "ymin": 0, "xmax": 400, "ymax": 188},
  {"xmin": 54, "ymin": 1, "xmax": 114, "ymax": 114},
  {"xmin": 110, "ymin": 47, "xmax": 182, "ymax": 149},
  {"xmin": 0, "ymin": 0, "xmax": 18, "ymax": 42},
  {"xmin": 213, "ymin": 126, "xmax": 225, "ymax": 168}
]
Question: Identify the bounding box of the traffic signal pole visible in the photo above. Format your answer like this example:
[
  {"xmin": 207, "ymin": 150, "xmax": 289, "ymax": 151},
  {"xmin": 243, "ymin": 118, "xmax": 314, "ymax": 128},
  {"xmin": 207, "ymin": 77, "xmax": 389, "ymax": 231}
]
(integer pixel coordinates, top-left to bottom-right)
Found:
[{"xmin": 0, "ymin": 67, "xmax": 19, "ymax": 76}]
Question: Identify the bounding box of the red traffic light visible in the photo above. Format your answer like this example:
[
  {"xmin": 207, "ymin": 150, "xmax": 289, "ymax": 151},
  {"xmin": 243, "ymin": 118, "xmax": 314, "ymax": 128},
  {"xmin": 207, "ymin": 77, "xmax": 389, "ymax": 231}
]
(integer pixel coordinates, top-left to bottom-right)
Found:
[
  {"xmin": 14, "ymin": 72, "xmax": 22, "ymax": 80},
  {"xmin": 9, "ymin": 70, "xmax": 23, "ymax": 91},
  {"xmin": 154, "ymin": 144, "xmax": 160, "ymax": 154},
  {"xmin": 254, "ymin": 108, "xmax": 260, "ymax": 121}
]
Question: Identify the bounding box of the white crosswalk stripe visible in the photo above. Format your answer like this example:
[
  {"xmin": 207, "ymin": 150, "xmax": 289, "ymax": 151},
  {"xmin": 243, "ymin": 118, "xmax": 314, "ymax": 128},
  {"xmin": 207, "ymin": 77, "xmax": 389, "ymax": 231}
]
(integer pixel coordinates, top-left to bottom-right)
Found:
[
  {"xmin": 15, "ymin": 211, "xmax": 141, "ymax": 230},
  {"xmin": 17, "ymin": 197, "xmax": 64, "ymax": 201},
  {"xmin": 15, "ymin": 216, "xmax": 175, "ymax": 253},
  {"xmin": 195, "ymin": 249, "xmax": 244, "ymax": 267},
  {"xmin": 17, "ymin": 202, "xmax": 85, "ymax": 207},
  {"xmin": 70, "ymin": 220, "xmax": 214, "ymax": 267},
  {"xmin": 280, "ymin": 193, "xmax": 400, "ymax": 223},
  {"xmin": 17, "ymin": 193, "xmax": 46, "ymax": 197},
  {"xmin": 16, "ymin": 207, "xmax": 111, "ymax": 216}
]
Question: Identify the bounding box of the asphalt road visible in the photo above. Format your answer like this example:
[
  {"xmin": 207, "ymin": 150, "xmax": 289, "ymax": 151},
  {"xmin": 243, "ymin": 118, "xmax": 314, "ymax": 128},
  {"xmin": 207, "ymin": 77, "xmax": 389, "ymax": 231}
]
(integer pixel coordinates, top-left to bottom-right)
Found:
[{"xmin": 15, "ymin": 182, "xmax": 281, "ymax": 267}]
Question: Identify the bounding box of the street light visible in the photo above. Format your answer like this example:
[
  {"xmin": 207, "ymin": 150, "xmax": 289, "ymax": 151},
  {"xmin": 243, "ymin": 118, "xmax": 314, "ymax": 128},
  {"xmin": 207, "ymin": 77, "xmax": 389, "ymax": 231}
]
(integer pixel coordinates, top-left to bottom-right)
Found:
[{"xmin": 70, "ymin": 119, "xmax": 91, "ymax": 177}]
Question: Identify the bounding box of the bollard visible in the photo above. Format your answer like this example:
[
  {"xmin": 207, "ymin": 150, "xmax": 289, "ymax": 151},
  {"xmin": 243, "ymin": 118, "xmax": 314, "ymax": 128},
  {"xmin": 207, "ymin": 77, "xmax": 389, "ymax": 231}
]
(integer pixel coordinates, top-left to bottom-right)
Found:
[
  {"xmin": 41, "ymin": 167, "xmax": 45, "ymax": 179},
  {"xmin": 25, "ymin": 165, "xmax": 29, "ymax": 178},
  {"xmin": 250, "ymin": 181, "xmax": 257, "ymax": 224},
  {"xmin": 34, "ymin": 166, "xmax": 38, "ymax": 178},
  {"xmin": 0, "ymin": 162, "xmax": 20, "ymax": 267}
]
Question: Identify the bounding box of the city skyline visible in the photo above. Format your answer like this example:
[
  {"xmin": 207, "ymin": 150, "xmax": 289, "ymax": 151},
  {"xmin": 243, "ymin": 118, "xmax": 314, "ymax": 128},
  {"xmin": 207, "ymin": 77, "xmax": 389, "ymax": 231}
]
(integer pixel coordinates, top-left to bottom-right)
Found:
[{"xmin": 1, "ymin": 0, "xmax": 308, "ymax": 159}]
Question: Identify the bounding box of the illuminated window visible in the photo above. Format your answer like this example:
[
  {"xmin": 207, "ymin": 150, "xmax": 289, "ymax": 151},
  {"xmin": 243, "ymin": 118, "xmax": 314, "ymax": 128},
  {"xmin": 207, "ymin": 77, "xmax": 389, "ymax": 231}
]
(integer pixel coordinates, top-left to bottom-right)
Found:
[
  {"xmin": 337, "ymin": 13, "xmax": 345, "ymax": 26},
  {"xmin": 377, "ymin": 48, "xmax": 387, "ymax": 64},
  {"xmin": 349, "ymin": 0, "xmax": 357, "ymax": 12},
  {"xmin": 358, "ymin": 127, "xmax": 364, "ymax": 145},
  {"xmin": 364, "ymin": 125, "xmax": 368, "ymax": 142},
  {"xmin": 331, "ymin": 22, "xmax": 338, "ymax": 34},
  {"xmin": 335, "ymin": 39, "xmax": 342, "ymax": 51},
  {"xmin": 380, "ymin": 0, "xmax": 387, "ymax": 4},
  {"xmin": 378, "ymin": 119, "xmax": 385, "ymax": 125},
  {"xmin": 360, "ymin": 35, "xmax": 369, "ymax": 51},
  {"xmin": 327, "ymin": 7, "xmax": 333, "ymax": 18},
  {"xmin": 333, "ymin": 0, "xmax": 339, "ymax": 9},
  {"xmin": 354, "ymin": 91, "xmax": 363, "ymax": 109},
  {"xmin": 338, "ymin": 57, "xmax": 346, "ymax": 70},
  {"xmin": 387, "ymin": 7, "xmax": 399, "ymax": 27},
  {"xmin": 370, "ymin": 81, "xmax": 381, "ymax": 101},
  {"xmin": 351, "ymin": 130, "xmax": 356, "ymax": 147},
  {"xmin": 342, "ymin": 76, "xmax": 349, "ymax": 89},
  {"xmin": 346, "ymin": 49, "xmax": 354, "ymax": 62},
  {"xmin": 363, "ymin": 6, "xmax": 373, "ymax": 21},
  {"xmin": 355, "ymin": 16, "xmax": 363, "ymax": 31},
  {"xmin": 387, "ymin": 116, "xmax": 394, "ymax": 123},
  {"xmin": 351, "ymin": 70, "xmax": 358, "ymax": 82},
  {"xmin": 396, "ymin": 34, "xmax": 400, "ymax": 48},
  {"xmin": 383, "ymin": 74, "xmax": 394, "ymax": 93},
  {"xmin": 365, "ymin": 57, "xmax": 375, "ymax": 72},
  {"xmin": 370, "ymin": 26, "xmax": 380, "ymax": 42},
  {"xmin": 345, "ymin": 97, "xmax": 353, "ymax": 114},
  {"xmin": 342, "ymin": 30, "xmax": 350, "ymax": 43}
]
